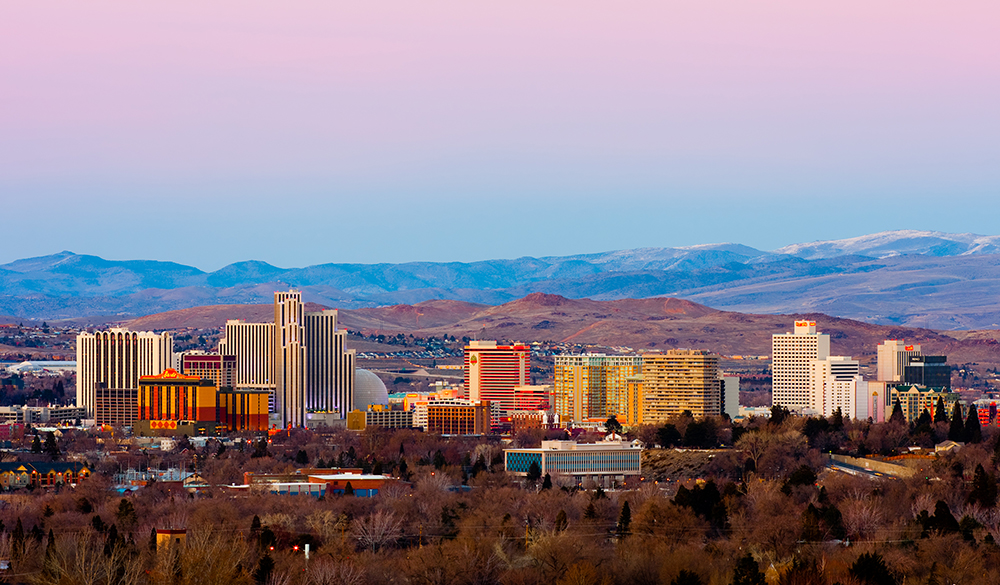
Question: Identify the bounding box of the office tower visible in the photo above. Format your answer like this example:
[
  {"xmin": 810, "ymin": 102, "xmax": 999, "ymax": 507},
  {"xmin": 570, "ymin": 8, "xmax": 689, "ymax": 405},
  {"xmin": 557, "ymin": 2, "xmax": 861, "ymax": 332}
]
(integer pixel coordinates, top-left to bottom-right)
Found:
[
  {"xmin": 641, "ymin": 349, "xmax": 721, "ymax": 422},
  {"xmin": 179, "ymin": 352, "xmax": 237, "ymax": 388},
  {"xmin": 809, "ymin": 356, "xmax": 862, "ymax": 418},
  {"xmin": 720, "ymin": 375, "xmax": 739, "ymax": 419},
  {"xmin": 76, "ymin": 328, "xmax": 173, "ymax": 417},
  {"xmin": 303, "ymin": 309, "xmax": 356, "ymax": 416},
  {"xmin": 274, "ymin": 291, "xmax": 307, "ymax": 427},
  {"xmin": 464, "ymin": 341, "xmax": 530, "ymax": 418},
  {"xmin": 219, "ymin": 320, "xmax": 275, "ymax": 391},
  {"xmin": 554, "ymin": 355, "xmax": 642, "ymax": 425},
  {"xmin": 513, "ymin": 384, "xmax": 554, "ymax": 412},
  {"xmin": 903, "ymin": 355, "xmax": 951, "ymax": 388},
  {"xmin": 772, "ymin": 320, "xmax": 830, "ymax": 410},
  {"xmin": 876, "ymin": 340, "xmax": 922, "ymax": 382}
]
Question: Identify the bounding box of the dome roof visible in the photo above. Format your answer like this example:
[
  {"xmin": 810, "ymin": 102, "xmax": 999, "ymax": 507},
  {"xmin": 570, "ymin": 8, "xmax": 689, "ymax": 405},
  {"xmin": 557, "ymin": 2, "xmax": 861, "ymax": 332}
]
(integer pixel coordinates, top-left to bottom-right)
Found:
[{"xmin": 354, "ymin": 369, "xmax": 389, "ymax": 411}]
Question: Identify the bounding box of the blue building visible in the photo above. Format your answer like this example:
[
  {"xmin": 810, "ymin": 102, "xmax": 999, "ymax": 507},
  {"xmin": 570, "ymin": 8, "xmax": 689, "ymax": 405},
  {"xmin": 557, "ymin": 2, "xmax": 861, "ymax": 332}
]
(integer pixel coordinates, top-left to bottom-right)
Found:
[{"xmin": 504, "ymin": 438, "xmax": 642, "ymax": 487}]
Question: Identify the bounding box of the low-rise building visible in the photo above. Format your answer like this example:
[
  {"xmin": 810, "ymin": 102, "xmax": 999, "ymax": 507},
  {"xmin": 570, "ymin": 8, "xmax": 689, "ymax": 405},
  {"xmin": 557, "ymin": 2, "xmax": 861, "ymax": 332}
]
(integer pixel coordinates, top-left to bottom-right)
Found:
[
  {"xmin": 346, "ymin": 406, "xmax": 414, "ymax": 431},
  {"xmin": 0, "ymin": 461, "xmax": 91, "ymax": 490},
  {"xmin": 504, "ymin": 437, "xmax": 642, "ymax": 487}
]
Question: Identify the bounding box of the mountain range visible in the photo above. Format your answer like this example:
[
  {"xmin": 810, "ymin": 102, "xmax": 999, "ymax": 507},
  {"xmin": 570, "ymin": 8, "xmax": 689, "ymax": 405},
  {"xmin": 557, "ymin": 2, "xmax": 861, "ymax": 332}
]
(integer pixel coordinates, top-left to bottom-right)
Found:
[{"xmin": 4, "ymin": 230, "xmax": 1000, "ymax": 329}]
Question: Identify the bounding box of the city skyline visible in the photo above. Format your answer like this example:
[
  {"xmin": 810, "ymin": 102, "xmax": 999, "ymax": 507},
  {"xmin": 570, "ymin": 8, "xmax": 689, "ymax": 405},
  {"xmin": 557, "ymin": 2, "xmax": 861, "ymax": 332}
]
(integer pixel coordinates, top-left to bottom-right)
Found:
[{"xmin": 2, "ymin": 2, "xmax": 998, "ymax": 270}]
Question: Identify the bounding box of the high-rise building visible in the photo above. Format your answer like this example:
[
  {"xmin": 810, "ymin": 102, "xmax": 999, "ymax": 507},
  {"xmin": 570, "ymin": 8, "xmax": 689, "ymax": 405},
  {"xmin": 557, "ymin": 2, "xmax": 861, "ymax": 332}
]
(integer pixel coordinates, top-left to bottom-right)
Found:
[
  {"xmin": 219, "ymin": 320, "xmax": 275, "ymax": 390},
  {"xmin": 640, "ymin": 349, "xmax": 721, "ymax": 422},
  {"xmin": 464, "ymin": 341, "xmax": 530, "ymax": 419},
  {"xmin": 809, "ymin": 356, "xmax": 863, "ymax": 418},
  {"xmin": 903, "ymin": 355, "xmax": 951, "ymax": 388},
  {"xmin": 303, "ymin": 309, "xmax": 356, "ymax": 417},
  {"xmin": 772, "ymin": 321, "xmax": 830, "ymax": 410},
  {"xmin": 76, "ymin": 329, "xmax": 173, "ymax": 417},
  {"xmin": 876, "ymin": 340, "xmax": 922, "ymax": 383},
  {"xmin": 179, "ymin": 352, "xmax": 237, "ymax": 388},
  {"xmin": 274, "ymin": 291, "xmax": 307, "ymax": 427},
  {"xmin": 554, "ymin": 355, "xmax": 642, "ymax": 425}
]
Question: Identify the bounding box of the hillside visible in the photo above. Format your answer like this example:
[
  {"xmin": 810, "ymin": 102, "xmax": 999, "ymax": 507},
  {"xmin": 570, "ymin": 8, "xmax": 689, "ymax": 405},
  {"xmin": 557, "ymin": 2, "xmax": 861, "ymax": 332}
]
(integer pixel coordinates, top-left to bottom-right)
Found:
[
  {"xmin": 124, "ymin": 293, "xmax": 1000, "ymax": 370},
  {"xmin": 8, "ymin": 230, "xmax": 1000, "ymax": 329}
]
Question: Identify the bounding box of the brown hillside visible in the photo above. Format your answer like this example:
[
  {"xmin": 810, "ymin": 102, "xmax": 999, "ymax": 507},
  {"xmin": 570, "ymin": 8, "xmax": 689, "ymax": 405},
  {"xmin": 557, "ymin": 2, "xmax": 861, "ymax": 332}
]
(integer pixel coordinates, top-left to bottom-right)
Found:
[
  {"xmin": 340, "ymin": 299, "xmax": 487, "ymax": 331},
  {"xmin": 125, "ymin": 302, "xmax": 331, "ymax": 330}
]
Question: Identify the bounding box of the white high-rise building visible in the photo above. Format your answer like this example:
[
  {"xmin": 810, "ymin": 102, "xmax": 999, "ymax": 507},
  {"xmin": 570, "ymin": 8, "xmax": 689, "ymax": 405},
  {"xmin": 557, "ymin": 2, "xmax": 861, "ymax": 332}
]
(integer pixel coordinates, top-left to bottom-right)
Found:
[
  {"xmin": 274, "ymin": 291, "xmax": 307, "ymax": 427},
  {"xmin": 219, "ymin": 320, "xmax": 276, "ymax": 390},
  {"xmin": 304, "ymin": 309, "xmax": 356, "ymax": 417},
  {"xmin": 772, "ymin": 321, "xmax": 830, "ymax": 411},
  {"xmin": 76, "ymin": 329, "xmax": 173, "ymax": 417},
  {"xmin": 876, "ymin": 340, "xmax": 922, "ymax": 382},
  {"xmin": 809, "ymin": 356, "xmax": 861, "ymax": 417}
]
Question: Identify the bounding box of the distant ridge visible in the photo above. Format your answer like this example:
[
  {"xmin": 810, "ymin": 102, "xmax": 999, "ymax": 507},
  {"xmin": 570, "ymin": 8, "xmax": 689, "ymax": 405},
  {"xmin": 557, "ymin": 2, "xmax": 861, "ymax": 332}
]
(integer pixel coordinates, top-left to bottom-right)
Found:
[{"xmin": 5, "ymin": 230, "xmax": 1000, "ymax": 329}]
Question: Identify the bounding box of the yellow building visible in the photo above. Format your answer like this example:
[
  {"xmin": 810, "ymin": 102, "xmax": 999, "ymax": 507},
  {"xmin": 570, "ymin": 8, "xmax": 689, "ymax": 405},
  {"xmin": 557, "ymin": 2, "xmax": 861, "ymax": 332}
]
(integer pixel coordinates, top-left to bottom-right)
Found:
[
  {"xmin": 640, "ymin": 350, "xmax": 720, "ymax": 422},
  {"xmin": 554, "ymin": 355, "xmax": 642, "ymax": 426},
  {"xmin": 889, "ymin": 385, "xmax": 958, "ymax": 423}
]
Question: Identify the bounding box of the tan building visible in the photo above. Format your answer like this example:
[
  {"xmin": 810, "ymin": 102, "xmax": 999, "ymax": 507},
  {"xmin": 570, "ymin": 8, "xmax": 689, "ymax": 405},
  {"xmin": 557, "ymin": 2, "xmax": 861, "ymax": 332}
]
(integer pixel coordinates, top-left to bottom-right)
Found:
[
  {"xmin": 554, "ymin": 355, "xmax": 642, "ymax": 426},
  {"xmin": 639, "ymin": 350, "xmax": 721, "ymax": 422},
  {"xmin": 76, "ymin": 328, "xmax": 173, "ymax": 417},
  {"xmin": 772, "ymin": 321, "xmax": 830, "ymax": 411},
  {"xmin": 303, "ymin": 309, "xmax": 356, "ymax": 417},
  {"xmin": 179, "ymin": 352, "xmax": 237, "ymax": 388},
  {"xmin": 274, "ymin": 291, "xmax": 307, "ymax": 427},
  {"xmin": 427, "ymin": 400, "xmax": 491, "ymax": 435},
  {"xmin": 877, "ymin": 340, "xmax": 922, "ymax": 383}
]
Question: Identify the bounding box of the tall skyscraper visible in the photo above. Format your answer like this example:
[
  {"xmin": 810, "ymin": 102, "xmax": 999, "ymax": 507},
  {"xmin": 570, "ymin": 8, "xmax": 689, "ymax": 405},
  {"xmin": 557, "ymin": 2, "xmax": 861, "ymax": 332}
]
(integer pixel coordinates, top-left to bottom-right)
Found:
[
  {"xmin": 554, "ymin": 354, "xmax": 642, "ymax": 425},
  {"xmin": 876, "ymin": 340, "xmax": 922, "ymax": 382},
  {"xmin": 464, "ymin": 341, "xmax": 530, "ymax": 419},
  {"xmin": 219, "ymin": 320, "xmax": 275, "ymax": 390},
  {"xmin": 809, "ymin": 356, "xmax": 861, "ymax": 417},
  {"xmin": 303, "ymin": 309, "xmax": 356, "ymax": 417},
  {"xmin": 274, "ymin": 291, "xmax": 307, "ymax": 427},
  {"xmin": 76, "ymin": 328, "xmax": 173, "ymax": 417},
  {"xmin": 772, "ymin": 321, "xmax": 830, "ymax": 410},
  {"xmin": 640, "ymin": 349, "xmax": 721, "ymax": 422}
]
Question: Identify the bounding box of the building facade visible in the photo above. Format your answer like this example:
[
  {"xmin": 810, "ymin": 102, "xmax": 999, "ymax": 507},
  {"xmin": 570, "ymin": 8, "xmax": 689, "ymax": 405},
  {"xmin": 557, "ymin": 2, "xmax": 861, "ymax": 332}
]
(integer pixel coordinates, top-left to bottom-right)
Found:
[
  {"xmin": 809, "ymin": 356, "xmax": 860, "ymax": 416},
  {"xmin": 640, "ymin": 349, "xmax": 721, "ymax": 422},
  {"xmin": 180, "ymin": 352, "xmax": 237, "ymax": 388},
  {"xmin": 464, "ymin": 341, "xmax": 530, "ymax": 420},
  {"xmin": 772, "ymin": 321, "xmax": 830, "ymax": 410},
  {"xmin": 889, "ymin": 385, "xmax": 959, "ymax": 423},
  {"xmin": 876, "ymin": 340, "xmax": 922, "ymax": 383},
  {"xmin": 554, "ymin": 355, "xmax": 642, "ymax": 426},
  {"xmin": 274, "ymin": 291, "xmax": 307, "ymax": 427},
  {"xmin": 218, "ymin": 320, "xmax": 276, "ymax": 392},
  {"xmin": 426, "ymin": 400, "xmax": 491, "ymax": 435},
  {"xmin": 303, "ymin": 309, "xmax": 356, "ymax": 417},
  {"xmin": 504, "ymin": 439, "xmax": 642, "ymax": 487},
  {"xmin": 76, "ymin": 329, "xmax": 173, "ymax": 417}
]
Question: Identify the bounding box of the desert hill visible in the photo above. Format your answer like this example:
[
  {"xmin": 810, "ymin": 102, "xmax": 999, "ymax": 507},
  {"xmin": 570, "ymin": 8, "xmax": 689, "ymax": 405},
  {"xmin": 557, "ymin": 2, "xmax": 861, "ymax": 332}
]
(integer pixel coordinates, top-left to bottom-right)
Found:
[{"xmin": 123, "ymin": 293, "xmax": 1000, "ymax": 369}]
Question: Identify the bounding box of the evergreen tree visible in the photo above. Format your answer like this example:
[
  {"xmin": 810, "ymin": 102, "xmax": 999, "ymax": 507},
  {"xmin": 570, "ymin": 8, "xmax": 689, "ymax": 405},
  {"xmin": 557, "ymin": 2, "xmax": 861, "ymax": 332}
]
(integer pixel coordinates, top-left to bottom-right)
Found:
[
  {"xmin": 295, "ymin": 450, "xmax": 309, "ymax": 465},
  {"xmin": 149, "ymin": 528, "xmax": 157, "ymax": 552},
  {"xmin": 915, "ymin": 409, "xmax": 932, "ymax": 428},
  {"xmin": 949, "ymin": 403, "xmax": 967, "ymax": 441},
  {"xmin": 44, "ymin": 431, "xmax": 60, "ymax": 460},
  {"xmin": 889, "ymin": 400, "xmax": 905, "ymax": 424},
  {"xmin": 343, "ymin": 481, "xmax": 355, "ymax": 496},
  {"xmin": 616, "ymin": 501, "xmax": 631, "ymax": 537},
  {"xmin": 526, "ymin": 462, "xmax": 542, "ymax": 482},
  {"xmin": 555, "ymin": 510, "xmax": 568, "ymax": 532},
  {"xmin": 584, "ymin": 501, "xmax": 597, "ymax": 519},
  {"xmin": 965, "ymin": 405, "xmax": 983, "ymax": 444},
  {"xmin": 541, "ymin": 473, "xmax": 552, "ymax": 490},
  {"xmin": 967, "ymin": 463, "xmax": 998, "ymax": 508},
  {"xmin": 31, "ymin": 435, "xmax": 41, "ymax": 454},
  {"xmin": 605, "ymin": 415, "xmax": 623, "ymax": 435},
  {"xmin": 731, "ymin": 552, "xmax": 766, "ymax": 585},
  {"xmin": 830, "ymin": 407, "xmax": 844, "ymax": 430},
  {"xmin": 934, "ymin": 397, "xmax": 948, "ymax": 423},
  {"xmin": 848, "ymin": 552, "xmax": 897, "ymax": 585},
  {"xmin": 671, "ymin": 569, "xmax": 704, "ymax": 585},
  {"xmin": 12, "ymin": 518, "xmax": 24, "ymax": 560}
]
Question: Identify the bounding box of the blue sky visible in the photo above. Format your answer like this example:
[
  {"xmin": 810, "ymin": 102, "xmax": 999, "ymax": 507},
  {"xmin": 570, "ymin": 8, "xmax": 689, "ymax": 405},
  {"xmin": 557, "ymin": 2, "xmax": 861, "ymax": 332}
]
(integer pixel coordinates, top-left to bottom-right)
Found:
[{"xmin": 2, "ymin": 1, "xmax": 998, "ymax": 271}]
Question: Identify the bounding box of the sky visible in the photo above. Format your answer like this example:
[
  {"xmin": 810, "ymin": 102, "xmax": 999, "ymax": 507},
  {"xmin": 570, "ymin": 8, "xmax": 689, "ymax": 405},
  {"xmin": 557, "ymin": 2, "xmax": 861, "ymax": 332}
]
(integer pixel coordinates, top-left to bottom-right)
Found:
[{"xmin": 1, "ymin": 1, "xmax": 998, "ymax": 271}]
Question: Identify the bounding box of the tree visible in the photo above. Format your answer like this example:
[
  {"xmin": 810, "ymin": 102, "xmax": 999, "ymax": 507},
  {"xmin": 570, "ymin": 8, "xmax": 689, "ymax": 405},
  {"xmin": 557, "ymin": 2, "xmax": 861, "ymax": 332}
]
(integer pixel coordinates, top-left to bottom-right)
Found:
[
  {"xmin": 915, "ymin": 408, "xmax": 932, "ymax": 428},
  {"xmin": 967, "ymin": 463, "xmax": 997, "ymax": 508},
  {"xmin": 949, "ymin": 403, "xmax": 966, "ymax": 441},
  {"xmin": 343, "ymin": 481, "xmax": 355, "ymax": 496},
  {"xmin": 115, "ymin": 499, "xmax": 137, "ymax": 531},
  {"xmin": 889, "ymin": 400, "xmax": 905, "ymax": 424},
  {"xmin": 31, "ymin": 435, "xmax": 41, "ymax": 454},
  {"xmin": 541, "ymin": 473, "xmax": 552, "ymax": 490},
  {"xmin": 830, "ymin": 407, "xmax": 844, "ymax": 430},
  {"xmin": 555, "ymin": 510, "xmax": 568, "ymax": 532},
  {"xmin": 657, "ymin": 424, "xmax": 682, "ymax": 447},
  {"xmin": 731, "ymin": 553, "xmax": 766, "ymax": 585},
  {"xmin": 671, "ymin": 569, "xmax": 704, "ymax": 585},
  {"xmin": 934, "ymin": 397, "xmax": 948, "ymax": 423},
  {"xmin": 616, "ymin": 501, "xmax": 631, "ymax": 537},
  {"xmin": 965, "ymin": 405, "xmax": 983, "ymax": 443},
  {"xmin": 605, "ymin": 415, "xmax": 623, "ymax": 435},
  {"xmin": 295, "ymin": 450, "xmax": 309, "ymax": 465},
  {"xmin": 353, "ymin": 510, "xmax": 402, "ymax": 552},
  {"xmin": 848, "ymin": 552, "xmax": 897, "ymax": 585},
  {"xmin": 526, "ymin": 462, "xmax": 542, "ymax": 482},
  {"xmin": 769, "ymin": 405, "xmax": 789, "ymax": 426}
]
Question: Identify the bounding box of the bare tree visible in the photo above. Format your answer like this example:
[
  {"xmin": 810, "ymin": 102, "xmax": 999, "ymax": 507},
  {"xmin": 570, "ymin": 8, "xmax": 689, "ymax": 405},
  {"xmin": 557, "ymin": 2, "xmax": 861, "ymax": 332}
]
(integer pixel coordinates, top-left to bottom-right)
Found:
[{"xmin": 353, "ymin": 510, "xmax": 402, "ymax": 552}]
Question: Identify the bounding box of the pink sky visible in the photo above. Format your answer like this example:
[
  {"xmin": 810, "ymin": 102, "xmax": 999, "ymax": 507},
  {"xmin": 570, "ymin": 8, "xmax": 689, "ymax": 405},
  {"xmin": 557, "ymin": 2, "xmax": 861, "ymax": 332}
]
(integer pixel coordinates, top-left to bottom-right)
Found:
[{"xmin": 1, "ymin": 1, "xmax": 998, "ymax": 267}]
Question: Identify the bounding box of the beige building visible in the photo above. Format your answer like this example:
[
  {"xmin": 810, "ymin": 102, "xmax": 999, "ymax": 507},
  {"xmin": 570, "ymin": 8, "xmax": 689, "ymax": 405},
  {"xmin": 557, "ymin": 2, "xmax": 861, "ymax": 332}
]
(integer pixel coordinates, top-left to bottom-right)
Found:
[
  {"xmin": 219, "ymin": 320, "xmax": 276, "ymax": 391},
  {"xmin": 76, "ymin": 329, "xmax": 173, "ymax": 417},
  {"xmin": 772, "ymin": 321, "xmax": 830, "ymax": 411},
  {"xmin": 274, "ymin": 291, "xmax": 307, "ymax": 427},
  {"xmin": 639, "ymin": 349, "xmax": 721, "ymax": 422},
  {"xmin": 876, "ymin": 340, "xmax": 922, "ymax": 383},
  {"xmin": 303, "ymin": 309, "xmax": 356, "ymax": 417},
  {"xmin": 554, "ymin": 355, "xmax": 642, "ymax": 425}
]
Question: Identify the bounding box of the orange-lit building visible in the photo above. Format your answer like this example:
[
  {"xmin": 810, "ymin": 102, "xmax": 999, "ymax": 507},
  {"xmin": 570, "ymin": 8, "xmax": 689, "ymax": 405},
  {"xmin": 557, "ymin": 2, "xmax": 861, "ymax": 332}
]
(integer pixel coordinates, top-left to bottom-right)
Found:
[
  {"xmin": 464, "ymin": 341, "xmax": 530, "ymax": 421},
  {"xmin": 139, "ymin": 369, "xmax": 218, "ymax": 423},
  {"xmin": 427, "ymin": 401, "xmax": 491, "ymax": 435},
  {"xmin": 218, "ymin": 388, "xmax": 270, "ymax": 431}
]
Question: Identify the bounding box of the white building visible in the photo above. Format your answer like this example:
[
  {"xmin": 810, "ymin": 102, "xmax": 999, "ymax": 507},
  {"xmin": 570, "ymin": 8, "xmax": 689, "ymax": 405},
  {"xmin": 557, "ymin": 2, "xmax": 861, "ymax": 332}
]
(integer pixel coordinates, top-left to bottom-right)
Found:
[
  {"xmin": 809, "ymin": 356, "xmax": 860, "ymax": 415},
  {"xmin": 876, "ymin": 340, "xmax": 922, "ymax": 382},
  {"xmin": 721, "ymin": 375, "xmax": 740, "ymax": 419},
  {"xmin": 303, "ymin": 309, "xmax": 356, "ymax": 417},
  {"xmin": 772, "ymin": 321, "xmax": 830, "ymax": 411},
  {"xmin": 76, "ymin": 329, "xmax": 173, "ymax": 417},
  {"xmin": 219, "ymin": 320, "xmax": 276, "ymax": 390}
]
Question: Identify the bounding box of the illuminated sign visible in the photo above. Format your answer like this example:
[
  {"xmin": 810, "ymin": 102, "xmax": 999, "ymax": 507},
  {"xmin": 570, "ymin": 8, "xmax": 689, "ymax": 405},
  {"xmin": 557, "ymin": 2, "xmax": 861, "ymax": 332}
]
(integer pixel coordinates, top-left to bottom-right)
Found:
[{"xmin": 148, "ymin": 420, "xmax": 178, "ymax": 430}]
